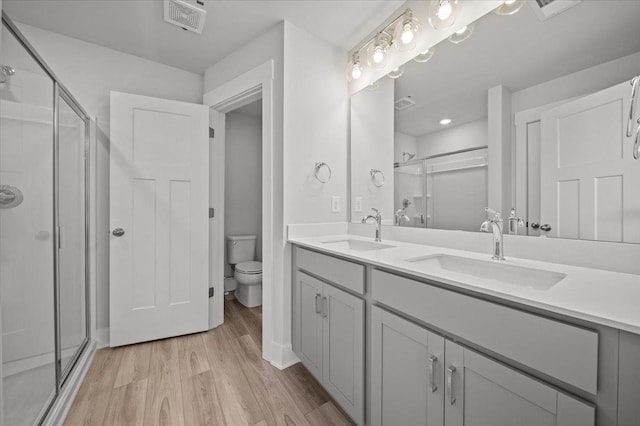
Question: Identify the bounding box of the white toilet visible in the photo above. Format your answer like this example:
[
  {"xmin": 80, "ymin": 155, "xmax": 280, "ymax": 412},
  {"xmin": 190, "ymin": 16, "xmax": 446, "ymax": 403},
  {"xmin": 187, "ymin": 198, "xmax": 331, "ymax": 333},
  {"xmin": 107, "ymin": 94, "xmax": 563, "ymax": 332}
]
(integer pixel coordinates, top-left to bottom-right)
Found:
[{"xmin": 227, "ymin": 235, "xmax": 262, "ymax": 307}]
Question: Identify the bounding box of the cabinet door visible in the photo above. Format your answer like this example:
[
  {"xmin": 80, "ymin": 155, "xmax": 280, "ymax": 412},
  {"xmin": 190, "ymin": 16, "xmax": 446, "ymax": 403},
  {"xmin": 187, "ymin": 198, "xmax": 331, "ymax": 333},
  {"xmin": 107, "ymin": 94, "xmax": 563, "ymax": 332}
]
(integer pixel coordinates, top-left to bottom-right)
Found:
[
  {"xmin": 322, "ymin": 283, "xmax": 364, "ymax": 425},
  {"xmin": 296, "ymin": 272, "xmax": 324, "ymax": 381},
  {"xmin": 371, "ymin": 306, "xmax": 445, "ymax": 426},
  {"xmin": 444, "ymin": 340, "xmax": 594, "ymax": 426}
]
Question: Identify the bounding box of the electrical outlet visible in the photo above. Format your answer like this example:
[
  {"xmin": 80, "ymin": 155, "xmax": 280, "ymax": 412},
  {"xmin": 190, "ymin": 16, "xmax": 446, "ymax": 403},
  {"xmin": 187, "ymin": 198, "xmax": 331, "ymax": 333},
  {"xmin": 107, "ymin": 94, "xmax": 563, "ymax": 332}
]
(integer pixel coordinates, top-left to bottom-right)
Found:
[
  {"xmin": 355, "ymin": 196, "xmax": 363, "ymax": 212},
  {"xmin": 331, "ymin": 196, "xmax": 340, "ymax": 213}
]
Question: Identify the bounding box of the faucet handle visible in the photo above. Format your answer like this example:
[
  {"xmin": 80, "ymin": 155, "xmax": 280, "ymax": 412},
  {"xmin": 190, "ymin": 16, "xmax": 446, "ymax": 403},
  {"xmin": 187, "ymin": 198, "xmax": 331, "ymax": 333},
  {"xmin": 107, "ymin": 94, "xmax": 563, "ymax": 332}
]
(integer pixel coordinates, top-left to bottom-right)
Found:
[
  {"xmin": 371, "ymin": 207, "xmax": 380, "ymax": 213},
  {"xmin": 484, "ymin": 207, "xmax": 502, "ymax": 220}
]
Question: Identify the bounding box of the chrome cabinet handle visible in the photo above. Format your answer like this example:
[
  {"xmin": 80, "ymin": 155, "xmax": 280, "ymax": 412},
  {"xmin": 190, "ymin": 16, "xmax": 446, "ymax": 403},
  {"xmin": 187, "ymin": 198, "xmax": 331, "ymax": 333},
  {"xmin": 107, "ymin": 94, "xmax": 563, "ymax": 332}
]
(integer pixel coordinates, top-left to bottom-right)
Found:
[
  {"xmin": 315, "ymin": 293, "xmax": 321, "ymax": 314},
  {"xmin": 633, "ymin": 118, "xmax": 640, "ymax": 160},
  {"xmin": 447, "ymin": 365, "xmax": 456, "ymax": 405},
  {"xmin": 112, "ymin": 228, "xmax": 125, "ymax": 237},
  {"xmin": 322, "ymin": 296, "xmax": 328, "ymax": 318},
  {"xmin": 428, "ymin": 355, "xmax": 438, "ymax": 393},
  {"xmin": 628, "ymin": 76, "xmax": 639, "ymax": 137}
]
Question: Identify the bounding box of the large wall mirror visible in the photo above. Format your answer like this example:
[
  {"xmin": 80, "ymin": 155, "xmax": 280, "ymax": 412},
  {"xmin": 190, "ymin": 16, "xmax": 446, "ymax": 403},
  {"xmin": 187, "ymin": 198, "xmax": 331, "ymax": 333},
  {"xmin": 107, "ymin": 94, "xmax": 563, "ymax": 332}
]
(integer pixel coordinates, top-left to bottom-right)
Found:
[{"xmin": 350, "ymin": 0, "xmax": 640, "ymax": 243}]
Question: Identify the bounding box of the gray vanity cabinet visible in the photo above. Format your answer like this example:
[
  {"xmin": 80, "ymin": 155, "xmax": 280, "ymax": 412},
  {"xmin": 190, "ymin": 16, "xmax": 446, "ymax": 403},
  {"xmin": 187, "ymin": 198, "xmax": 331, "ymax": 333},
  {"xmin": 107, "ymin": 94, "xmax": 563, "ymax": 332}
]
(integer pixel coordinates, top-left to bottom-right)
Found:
[
  {"xmin": 371, "ymin": 306, "xmax": 595, "ymax": 426},
  {"xmin": 371, "ymin": 306, "xmax": 445, "ymax": 426},
  {"xmin": 445, "ymin": 340, "xmax": 595, "ymax": 426},
  {"xmin": 297, "ymin": 270, "xmax": 324, "ymax": 380},
  {"xmin": 294, "ymin": 269, "xmax": 364, "ymax": 425}
]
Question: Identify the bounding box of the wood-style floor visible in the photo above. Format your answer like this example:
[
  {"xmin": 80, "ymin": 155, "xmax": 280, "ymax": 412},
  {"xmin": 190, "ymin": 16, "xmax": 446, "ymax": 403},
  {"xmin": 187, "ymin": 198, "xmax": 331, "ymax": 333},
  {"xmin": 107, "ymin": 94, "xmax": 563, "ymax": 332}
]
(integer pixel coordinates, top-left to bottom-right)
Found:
[{"xmin": 64, "ymin": 298, "xmax": 353, "ymax": 425}]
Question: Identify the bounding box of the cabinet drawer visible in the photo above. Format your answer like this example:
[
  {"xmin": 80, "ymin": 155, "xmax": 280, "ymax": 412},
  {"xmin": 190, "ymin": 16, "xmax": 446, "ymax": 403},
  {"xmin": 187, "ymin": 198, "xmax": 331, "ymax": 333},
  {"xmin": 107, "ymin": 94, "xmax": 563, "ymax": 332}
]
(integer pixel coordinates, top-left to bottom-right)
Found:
[
  {"xmin": 371, "ymin": 269, "xmax": 599, "ymax": 394},
  {"xmin": 295, "ymin": 247, "xmax": 365, "ymax": 295}
]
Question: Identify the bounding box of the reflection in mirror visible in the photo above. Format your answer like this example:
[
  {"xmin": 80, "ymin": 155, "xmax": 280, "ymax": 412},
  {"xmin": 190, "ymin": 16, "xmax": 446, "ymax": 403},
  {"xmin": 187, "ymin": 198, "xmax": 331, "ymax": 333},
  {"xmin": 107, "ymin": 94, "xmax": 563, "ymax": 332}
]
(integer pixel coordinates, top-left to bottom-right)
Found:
[{"xmin": 350, "ymin": 0, "xmax": 640, "ymax": 243}]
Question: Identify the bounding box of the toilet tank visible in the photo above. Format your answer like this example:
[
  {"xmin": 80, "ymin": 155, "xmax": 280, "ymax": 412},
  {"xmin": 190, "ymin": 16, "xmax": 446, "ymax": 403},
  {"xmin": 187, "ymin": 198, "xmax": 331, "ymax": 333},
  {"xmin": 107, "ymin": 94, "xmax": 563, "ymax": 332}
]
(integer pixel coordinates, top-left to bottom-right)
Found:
[{"xmin": 227, "ymin": 235, "xmax": 256, "ymax": 264}]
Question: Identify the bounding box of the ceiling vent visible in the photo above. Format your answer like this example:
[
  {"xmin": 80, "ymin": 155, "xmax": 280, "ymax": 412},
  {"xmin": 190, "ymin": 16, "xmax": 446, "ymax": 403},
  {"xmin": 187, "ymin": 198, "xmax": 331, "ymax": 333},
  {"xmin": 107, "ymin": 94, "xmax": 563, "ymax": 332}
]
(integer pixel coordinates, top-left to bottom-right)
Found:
[
  {"xmin": 164, "ymin": 0, "xmax": 207, "ymax": 34},
  {"xmin": 394, "ymin": 96, "xmax": 416, "ymax": 111},
  {"xmin": 530, "ymin": 0, "xmax": 582, "ymax": 21}
]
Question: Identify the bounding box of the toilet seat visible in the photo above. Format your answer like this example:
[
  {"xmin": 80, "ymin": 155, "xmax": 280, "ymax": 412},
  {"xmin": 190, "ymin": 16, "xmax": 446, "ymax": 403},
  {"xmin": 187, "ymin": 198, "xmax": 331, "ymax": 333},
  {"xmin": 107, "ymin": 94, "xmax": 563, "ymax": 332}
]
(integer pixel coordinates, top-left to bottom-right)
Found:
[{"xmin": 236, "ymin": 261, "xmax": 262, "ymax": 275}]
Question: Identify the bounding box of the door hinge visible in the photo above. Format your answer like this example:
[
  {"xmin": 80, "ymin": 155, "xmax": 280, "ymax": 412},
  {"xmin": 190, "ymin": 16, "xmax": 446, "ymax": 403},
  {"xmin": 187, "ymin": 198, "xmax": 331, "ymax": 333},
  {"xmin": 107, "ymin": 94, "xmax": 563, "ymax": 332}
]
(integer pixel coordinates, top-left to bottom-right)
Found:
[
  {"xmin": 209, "ymin": 208, "xmax": 215, "ymax": 218},
  {"xmin": 209, "ymin": 127, "xmax": 215, "ymax": 138},
  {"xmin": 209, "ymin": 287, "xmax": 214, "ymax": 298}
]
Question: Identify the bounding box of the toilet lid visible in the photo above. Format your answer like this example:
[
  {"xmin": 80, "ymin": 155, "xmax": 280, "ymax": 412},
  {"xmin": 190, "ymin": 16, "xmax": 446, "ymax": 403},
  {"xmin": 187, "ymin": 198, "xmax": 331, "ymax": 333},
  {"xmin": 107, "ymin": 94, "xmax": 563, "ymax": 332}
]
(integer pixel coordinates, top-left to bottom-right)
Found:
[{"xmin": 236, "ymin": 261, "xmax": 262, "ymax": 274}]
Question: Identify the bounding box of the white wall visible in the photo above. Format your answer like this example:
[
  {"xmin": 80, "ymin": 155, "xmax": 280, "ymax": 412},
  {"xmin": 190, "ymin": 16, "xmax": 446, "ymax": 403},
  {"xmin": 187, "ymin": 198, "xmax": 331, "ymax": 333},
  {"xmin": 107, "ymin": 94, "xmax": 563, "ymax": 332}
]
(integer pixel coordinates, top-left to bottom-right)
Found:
[
  {"xmin": 350, "ymin": 78, "xmax": 394, "ymax": 223},
  {"xmin": 15, "ymin": 23, "xmax": 203, "ymax": 344},
  {"xmin": 283, "ymin": 22, "xmax": 349, "ymax": 225},
  {"xmin": 416, "ymin": 118, "xmax": 488, "ymax": 158},
  {"xmin": 225, "ymin": 107, "xmax": 262, "ymax": 275},
  {"xmin": 512, "ymin": 51, "xmax": 640, "ymax": 113}
]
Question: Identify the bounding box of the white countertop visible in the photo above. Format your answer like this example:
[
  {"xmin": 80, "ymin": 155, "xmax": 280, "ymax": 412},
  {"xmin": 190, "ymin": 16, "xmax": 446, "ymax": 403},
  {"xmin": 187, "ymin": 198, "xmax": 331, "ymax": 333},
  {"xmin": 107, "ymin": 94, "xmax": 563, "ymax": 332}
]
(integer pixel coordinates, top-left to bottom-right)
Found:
[{"xmin": 288, "ymin": 233, "xmax": 640, "ymax": 334}]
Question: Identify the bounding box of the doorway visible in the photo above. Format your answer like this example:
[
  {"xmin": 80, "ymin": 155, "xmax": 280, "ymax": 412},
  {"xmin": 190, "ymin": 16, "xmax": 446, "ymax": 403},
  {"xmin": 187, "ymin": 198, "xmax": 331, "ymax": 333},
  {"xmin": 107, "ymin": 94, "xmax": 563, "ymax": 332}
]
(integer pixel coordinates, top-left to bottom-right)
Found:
[
  {"xmin": 204, "ymin": 60, "xmax": 278, "ymax": 364},
  {"xmin": 223, "ymin": 99, "xmax": 263, "ymax": 325}
]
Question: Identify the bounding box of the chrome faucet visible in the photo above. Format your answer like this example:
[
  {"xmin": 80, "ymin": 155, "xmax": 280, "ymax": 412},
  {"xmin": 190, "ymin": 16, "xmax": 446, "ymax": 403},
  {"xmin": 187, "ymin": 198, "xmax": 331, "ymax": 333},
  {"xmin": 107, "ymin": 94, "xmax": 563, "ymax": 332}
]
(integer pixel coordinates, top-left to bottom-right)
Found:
[
  {"xmin": 480, "ymin": 207, "xmax": 505, "ymax": 260},
  {"xmin": 394, "ymin": 208, "xmax": 410, "ymax": 225},
  {"xmin": 362, "ymin": 208, "xmax": 382, "ymax": 242},
  {"xmin": 507, "ymin": 207, "xmax": 525, "ymax": 235}
]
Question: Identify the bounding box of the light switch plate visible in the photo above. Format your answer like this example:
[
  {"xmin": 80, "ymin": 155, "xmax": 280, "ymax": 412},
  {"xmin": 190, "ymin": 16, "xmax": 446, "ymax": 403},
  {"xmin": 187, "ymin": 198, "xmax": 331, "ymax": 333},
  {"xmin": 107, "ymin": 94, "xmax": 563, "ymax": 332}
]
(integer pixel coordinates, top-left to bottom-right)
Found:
[
  {"xmin": 355, "ymin": 196, "xmax": 363, "ymax": 212},
  {"xmin": 331, "ymin": 196, "xmax": 340, "ymax": 213}
]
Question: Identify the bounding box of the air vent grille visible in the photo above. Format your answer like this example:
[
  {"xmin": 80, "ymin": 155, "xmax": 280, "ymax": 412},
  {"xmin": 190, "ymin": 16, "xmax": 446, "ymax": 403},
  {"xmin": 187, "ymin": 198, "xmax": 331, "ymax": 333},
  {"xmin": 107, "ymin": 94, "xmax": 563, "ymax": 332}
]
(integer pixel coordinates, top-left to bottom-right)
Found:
[
  {"xmin": 164, "ymin": 0, "xmax": 207, "ymax": 34},
  {"xmin": 535, "ymin": 0, "xmax": 555, "ymax": 7},
  {"xmin": 394, "ymin": 96, "xmax": 416, "ymax": 111},
  {"xmin": 530, "ymin": 0, "xmax": 582, "ymax": 21}
]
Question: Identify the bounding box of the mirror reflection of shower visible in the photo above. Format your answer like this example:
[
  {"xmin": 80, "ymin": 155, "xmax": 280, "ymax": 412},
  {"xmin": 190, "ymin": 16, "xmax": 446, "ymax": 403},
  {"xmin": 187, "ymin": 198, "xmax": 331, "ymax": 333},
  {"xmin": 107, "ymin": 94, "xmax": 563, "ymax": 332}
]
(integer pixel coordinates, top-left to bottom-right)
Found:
[
  {"xmin": 0, "ymin": 64, "xmax": 15, "ymax": 83},
  {"xmin": 401, "ymin": 151, "xmax": 415, "ymax": 162}
]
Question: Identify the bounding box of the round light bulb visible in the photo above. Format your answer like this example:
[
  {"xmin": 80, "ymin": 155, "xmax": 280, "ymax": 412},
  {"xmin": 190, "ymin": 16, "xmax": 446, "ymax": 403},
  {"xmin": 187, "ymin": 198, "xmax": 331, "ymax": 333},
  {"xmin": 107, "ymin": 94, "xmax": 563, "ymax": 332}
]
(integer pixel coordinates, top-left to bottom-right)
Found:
[
  {"xmin": 373, "ymin": 46, "xmax": 385, "ymax": 64},
  {"xmin": 351, "ymin": 64, "xmax": 362, "ymax": 80},
  {"xmin": 438, "ymin": 2, "xmax": 453, "ymax": 20},
  {"xmin": 401, "ymin": 23, "xmax": 415, "ymax": 44},
  {"xmin": 455, "ymin": 26, "xmax": 467, "ymax": 35}
]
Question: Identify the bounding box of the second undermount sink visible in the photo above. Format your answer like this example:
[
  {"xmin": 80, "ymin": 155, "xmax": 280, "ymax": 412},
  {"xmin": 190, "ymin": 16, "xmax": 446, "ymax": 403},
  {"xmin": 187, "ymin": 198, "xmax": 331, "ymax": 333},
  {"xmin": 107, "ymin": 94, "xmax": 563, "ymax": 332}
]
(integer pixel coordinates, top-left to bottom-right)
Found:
[
  {"xmin": 406, "ymin": 254, "xmax": 567, "ymax": 291},
  {"xmin": 323, "ymin": 239, "xmax": 395, "ymax": 251}
]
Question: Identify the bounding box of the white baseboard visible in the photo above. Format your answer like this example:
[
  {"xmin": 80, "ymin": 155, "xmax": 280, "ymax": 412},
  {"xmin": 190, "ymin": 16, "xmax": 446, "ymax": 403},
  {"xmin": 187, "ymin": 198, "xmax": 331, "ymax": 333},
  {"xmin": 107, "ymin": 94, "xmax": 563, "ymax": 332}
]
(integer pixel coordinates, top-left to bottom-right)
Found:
[
  {"xmin": 43, "ymin": 340, "xmax": 96, "ymax": 426},
  {"xmin": 95, "ymin": 327, "xmax": 109, "ymax": 348},
  {"xmin": 269, "ymin": 342, "xmax": 299, "ymax": 370}
]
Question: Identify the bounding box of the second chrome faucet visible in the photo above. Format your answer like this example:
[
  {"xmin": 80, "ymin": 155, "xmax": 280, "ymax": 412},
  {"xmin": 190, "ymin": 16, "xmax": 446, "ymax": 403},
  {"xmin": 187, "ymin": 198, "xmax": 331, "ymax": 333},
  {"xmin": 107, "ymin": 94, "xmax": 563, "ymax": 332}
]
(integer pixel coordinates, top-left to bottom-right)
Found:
[
  {"xmin": 362, "ymin": 208, "xmax": 382, "ymax": 242},
  {"xmin": 480, "ymin": 207, "xmax": 505, "ymax": 260}
]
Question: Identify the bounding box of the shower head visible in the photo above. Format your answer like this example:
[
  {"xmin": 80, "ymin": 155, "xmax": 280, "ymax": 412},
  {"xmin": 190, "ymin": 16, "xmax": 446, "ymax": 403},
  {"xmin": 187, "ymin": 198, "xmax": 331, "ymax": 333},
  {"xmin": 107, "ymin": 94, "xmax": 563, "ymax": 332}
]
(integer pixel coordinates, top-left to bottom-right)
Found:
[
  {"xmin": 402, "ymin": 152, "xmax": 416, "ymax": 161},
  {"xmin": 0, "ymin": 65, "xmax": 15, "ymax": 84}
]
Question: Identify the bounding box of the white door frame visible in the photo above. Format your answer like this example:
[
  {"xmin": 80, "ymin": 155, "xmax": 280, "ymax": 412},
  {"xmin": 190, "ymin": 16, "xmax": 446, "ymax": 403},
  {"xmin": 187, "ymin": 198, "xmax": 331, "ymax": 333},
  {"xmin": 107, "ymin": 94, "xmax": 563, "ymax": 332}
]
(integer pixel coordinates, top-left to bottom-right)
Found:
[{"xmin": 203, "ymin": 60, "xmax": 276, "ymax": 360}]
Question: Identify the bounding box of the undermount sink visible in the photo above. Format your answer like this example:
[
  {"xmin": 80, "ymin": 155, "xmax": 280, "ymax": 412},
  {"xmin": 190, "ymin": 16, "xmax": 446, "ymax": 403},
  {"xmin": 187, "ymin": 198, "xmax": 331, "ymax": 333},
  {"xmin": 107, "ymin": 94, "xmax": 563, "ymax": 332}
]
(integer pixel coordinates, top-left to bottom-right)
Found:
[
  {"xmin": 406, "ymin": 254, "xmax": 566, "ymax": 291},
  {"xmin": 322, "ymin": 239, "xmax": 395, "ymax": 251}
]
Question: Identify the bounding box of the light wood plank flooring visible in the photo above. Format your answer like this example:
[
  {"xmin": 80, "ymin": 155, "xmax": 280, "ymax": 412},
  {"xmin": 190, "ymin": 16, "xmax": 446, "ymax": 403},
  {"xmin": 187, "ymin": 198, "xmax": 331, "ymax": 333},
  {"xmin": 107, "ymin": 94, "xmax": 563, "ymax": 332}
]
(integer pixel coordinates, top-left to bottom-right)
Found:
[{"xmin": 64, "ymin": 298, "xmax": 353, "ymax": 425}]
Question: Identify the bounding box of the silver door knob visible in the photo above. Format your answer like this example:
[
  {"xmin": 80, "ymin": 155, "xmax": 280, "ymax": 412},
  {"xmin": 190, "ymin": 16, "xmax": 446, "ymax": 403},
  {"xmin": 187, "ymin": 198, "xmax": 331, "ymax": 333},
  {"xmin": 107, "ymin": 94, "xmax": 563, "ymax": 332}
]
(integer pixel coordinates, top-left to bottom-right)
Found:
[{"xmin": 112, "ymin": 228, "xmax": 125, "ymax": 237}]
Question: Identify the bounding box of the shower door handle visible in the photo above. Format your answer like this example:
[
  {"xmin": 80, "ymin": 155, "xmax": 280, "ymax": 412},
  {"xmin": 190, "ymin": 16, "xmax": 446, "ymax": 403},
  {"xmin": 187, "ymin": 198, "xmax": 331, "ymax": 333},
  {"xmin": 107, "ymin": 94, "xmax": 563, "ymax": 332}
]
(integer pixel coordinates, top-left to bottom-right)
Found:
[{"xmin": 112, "ymin": 228, "xmax": 125, "ymax": 237}]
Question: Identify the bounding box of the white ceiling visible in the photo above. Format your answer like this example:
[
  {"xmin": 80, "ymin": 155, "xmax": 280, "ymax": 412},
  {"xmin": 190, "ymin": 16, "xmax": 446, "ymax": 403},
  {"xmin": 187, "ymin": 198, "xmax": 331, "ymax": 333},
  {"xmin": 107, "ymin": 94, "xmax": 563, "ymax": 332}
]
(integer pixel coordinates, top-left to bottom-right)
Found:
[
  {"xmin": 394, "ymin": 0, "xmax": 640, "ymax": 137},
  {"xmin": 2, "ymin": 0, "xmax": 405, "ymax": 74}
]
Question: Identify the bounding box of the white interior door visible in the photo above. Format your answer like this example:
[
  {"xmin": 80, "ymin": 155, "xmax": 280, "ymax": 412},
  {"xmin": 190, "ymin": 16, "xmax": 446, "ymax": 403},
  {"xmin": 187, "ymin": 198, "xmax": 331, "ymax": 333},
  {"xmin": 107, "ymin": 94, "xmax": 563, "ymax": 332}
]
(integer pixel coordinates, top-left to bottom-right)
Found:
[
  {"xmin": 540, "ymin": 80, "xmax": 640, "ymax": 242},
  {"xmin": 109, "ymin": 91, "xmax": 209, "ymax": 347}
]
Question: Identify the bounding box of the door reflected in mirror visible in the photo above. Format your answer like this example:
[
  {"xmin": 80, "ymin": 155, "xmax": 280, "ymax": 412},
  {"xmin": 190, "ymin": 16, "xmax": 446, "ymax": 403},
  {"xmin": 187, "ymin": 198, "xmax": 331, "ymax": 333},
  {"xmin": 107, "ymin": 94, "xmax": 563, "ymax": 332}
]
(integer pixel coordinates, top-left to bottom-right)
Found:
[{"xmin": 350, "ymin": 0, "xmax": 640, "ymax": 243}]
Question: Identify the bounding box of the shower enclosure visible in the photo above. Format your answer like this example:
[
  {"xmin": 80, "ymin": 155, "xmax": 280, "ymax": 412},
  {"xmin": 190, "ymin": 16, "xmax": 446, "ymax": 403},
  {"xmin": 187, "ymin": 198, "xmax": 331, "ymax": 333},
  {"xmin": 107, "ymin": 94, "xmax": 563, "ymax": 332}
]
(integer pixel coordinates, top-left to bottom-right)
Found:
[
  {"xmin": 1, "ymin": 13, "xmax": 90, "ymax": 425},
  {"xmin": 394, "ymin": 147, "xmax": 488, "ymax": 231}
]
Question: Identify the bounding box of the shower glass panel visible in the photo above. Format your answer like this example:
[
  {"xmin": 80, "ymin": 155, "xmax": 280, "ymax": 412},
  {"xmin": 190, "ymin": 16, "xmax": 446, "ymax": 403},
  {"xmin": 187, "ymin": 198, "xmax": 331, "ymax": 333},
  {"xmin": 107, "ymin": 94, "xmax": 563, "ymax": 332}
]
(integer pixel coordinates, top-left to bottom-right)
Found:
[
  {"xmin": 0, "ymin": 23, "xmax": 57, "ymax": 426},
  {"xmin": 57, "ymin": 93, "xmax": 88, "ymax": 380},
  {"xmin": 394, "ymin": 162, "xmax": 427, "ymax": 228},
  {"xmin": 425, "ymin": 148, "xmax": 489, "ymax": 232}
]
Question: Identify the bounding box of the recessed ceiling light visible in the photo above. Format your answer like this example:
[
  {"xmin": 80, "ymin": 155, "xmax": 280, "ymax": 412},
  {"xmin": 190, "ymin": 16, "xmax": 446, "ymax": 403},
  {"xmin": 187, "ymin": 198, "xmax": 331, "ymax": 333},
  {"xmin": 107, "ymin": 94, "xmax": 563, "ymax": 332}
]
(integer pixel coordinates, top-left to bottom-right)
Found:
[{"xmin": 440, "ymin": 118, "xmax": 452, "ymax": 125}]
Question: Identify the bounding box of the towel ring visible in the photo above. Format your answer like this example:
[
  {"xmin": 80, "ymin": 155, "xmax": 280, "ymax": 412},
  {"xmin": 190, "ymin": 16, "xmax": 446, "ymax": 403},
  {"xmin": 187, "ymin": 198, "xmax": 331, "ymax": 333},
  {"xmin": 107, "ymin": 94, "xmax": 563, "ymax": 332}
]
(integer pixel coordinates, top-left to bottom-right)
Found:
[
  {"xmin": 314, "ymin": 162, "xmax": 332, "ymax": 183},
  {"xmin": 370, "ymin": 169, "xmax": 385, "ymax": 187}
]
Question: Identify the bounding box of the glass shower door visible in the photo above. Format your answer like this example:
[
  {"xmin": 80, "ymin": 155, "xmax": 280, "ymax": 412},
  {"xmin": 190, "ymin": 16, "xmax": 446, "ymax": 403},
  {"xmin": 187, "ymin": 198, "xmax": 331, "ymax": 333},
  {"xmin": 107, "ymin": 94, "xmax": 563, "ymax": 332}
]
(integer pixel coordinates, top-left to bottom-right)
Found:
[
  {"xmin": 57, "ymin": 91, "xmax": 88, "ymax": 381},
  {"xmin": 0, "ymin": 23, "xmax": 57, "ymax": 425}
]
